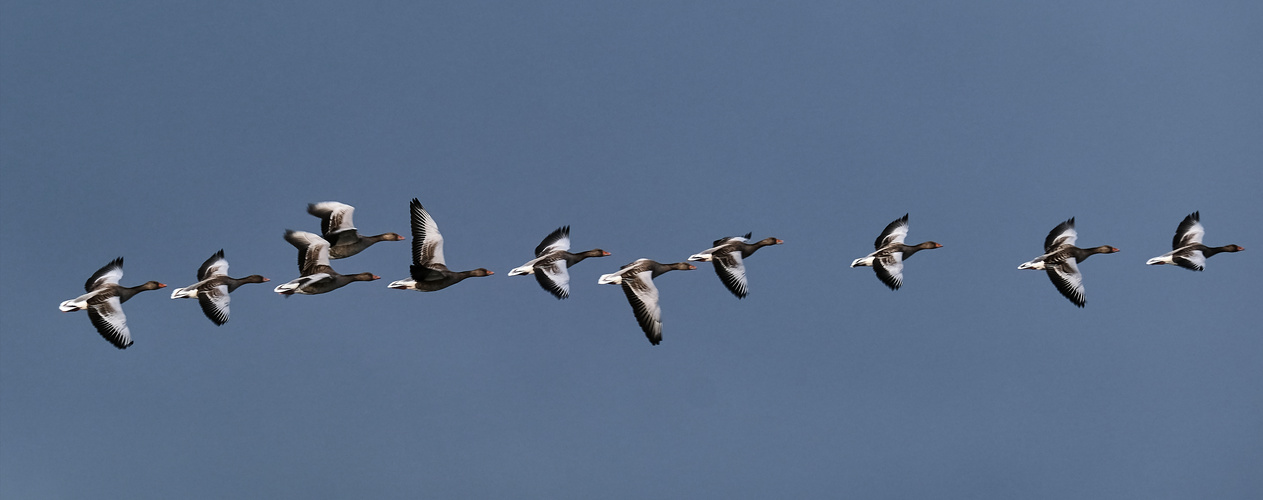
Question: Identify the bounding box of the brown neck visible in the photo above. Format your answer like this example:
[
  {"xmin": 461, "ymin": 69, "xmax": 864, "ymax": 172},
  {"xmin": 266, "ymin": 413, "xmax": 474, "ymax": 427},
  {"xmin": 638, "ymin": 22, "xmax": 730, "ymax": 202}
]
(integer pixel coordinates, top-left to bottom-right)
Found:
[
  {"xmin": 1071, "ymin": 245, "xmax": 1118, "ymax": 262},
  {"xmin": 739, "ymin": 237, "xmax": 783, "ymax": 256},
  {"xmin": 651, "ymin": 262, "xmax": 696, "ymax": 277},
  {"xmin": 566, "ymin": 249, "xmax": 610, "ymax": 265},
  {"xmin": 118, "ymin": 281, "xmax": 166, "ymax": 303},
  {"xmin": 900, "ymin": 241, "xmax": 941, "ymax": 258},
  {"xmin": 1201, "ymin": 244, "xmax": 1243, "ymax": 257}
]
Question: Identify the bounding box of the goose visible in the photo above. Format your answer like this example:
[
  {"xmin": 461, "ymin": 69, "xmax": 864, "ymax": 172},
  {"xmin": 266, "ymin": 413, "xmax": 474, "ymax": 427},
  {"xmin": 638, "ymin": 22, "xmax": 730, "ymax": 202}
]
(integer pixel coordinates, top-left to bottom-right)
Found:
[
  {"xmin": 387, "ymin": 198, "xmax": 494, "ymax": 292},
  {"xmin": 171, "ymin": 250, "xmax": 269, "ymax": 325},
  {"xmin": 59, "ymin": 257, "xmax": 166, "ymax": 349},
  {"xmin": 274, "ymin": 230, "xmax": 379, "ymax": 295},
  {"xmin": 688, "ymin": 233, "xmax": 783, "ymax": 298},
  {"xmin": 598, "ymin": 259, "xmax": 695, "ymax": 345},
  {"xmin": 507, "ymin": 226, "xmax": 610, "ymax": 299},
  {"xmin": 1018, "ymin": 217, "xmax": 1119, "ymax": 307},
  {"xmin": 849, "ymin": 214, "xmax": 941, "ymax": 290},
  {"xmin": 1146, "ymin": 211, "xmax": 1243, "ymax": 271},
  {"xmin": 307, "ymin": 201, "xmax": 404, "ymax": 259}
]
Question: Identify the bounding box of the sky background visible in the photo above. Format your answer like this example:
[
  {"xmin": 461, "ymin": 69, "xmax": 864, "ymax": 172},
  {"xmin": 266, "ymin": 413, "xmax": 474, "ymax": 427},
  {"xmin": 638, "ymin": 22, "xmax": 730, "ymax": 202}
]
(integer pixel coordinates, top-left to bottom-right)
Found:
[{"xmin": 2, "ymin": 1, "xmax": 1261, "ymax": 498}]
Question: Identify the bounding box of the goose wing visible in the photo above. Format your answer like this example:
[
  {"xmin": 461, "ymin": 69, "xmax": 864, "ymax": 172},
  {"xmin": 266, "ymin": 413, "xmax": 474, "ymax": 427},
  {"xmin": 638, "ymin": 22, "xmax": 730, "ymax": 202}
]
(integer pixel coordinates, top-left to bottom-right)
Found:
[
  {"xmin": 621, "ymin": 270, "xmax": 663, "ymax": 345},
  {"xmin": 713, "ymin": 233, "xmax": 750, "ymax": 248},
  {"xmin": 197, "ymin": 284, "xmax": 231, "ymax": 325},
  {"xmin": 535, "ymin": 226, "xmax": 571, "ymax": 257},
  {"xmin": 86, "ymin": 257, "xmax": 124, "ymax": 292},
  {"xmin": 308, "ymin": 201, "xmax": 356, "ymax": 234},
  {"xmin": 873, "ymin": 251, "xmax": 905, "ymax": 290},
  {"xmin": 87, "ymin": 295, "xmax": 132, "ymax": 349},
  {"xmin": 284, "ymin": 230, "xmax": 332, "ymax": 275},
  {"xmin": 1173, "ymin": 211, "xmax": 1205, "ymax": 249},
  {"xmin": 534, "ymin": 257, "xmax": 571, "ymax": 299},
  {"xmin": 875, "ymin": 214, "xmax": 909, "ymax": 250},
  {"xmin": 410, "ymin": 263, "xmax": 450, "ymax": 283},
  {"xmin": 1045, "ymin": 257, "xmax": 1086, "ymax": 307},
  {"xmin": 409, "ymin": 198, "xmax": 446, "ymax": 266},
  {"xmin": 1044, "ymin": 218, "xmax": 1078, "ymax": 252},
  {"xmin": 712, "ymin": 250, "xmax": 749, "ymax": 298},
  {"xmin": 1172, "ymin": 249, "xmax": 1206, "ymax": 271},
  {"xmin": 197, "ymin": 250, "xmax": 229, "ymax": 280}
]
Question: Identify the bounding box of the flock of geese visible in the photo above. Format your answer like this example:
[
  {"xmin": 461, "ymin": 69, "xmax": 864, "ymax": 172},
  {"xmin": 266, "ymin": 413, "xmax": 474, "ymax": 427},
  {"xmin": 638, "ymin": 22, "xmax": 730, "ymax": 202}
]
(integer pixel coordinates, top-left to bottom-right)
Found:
[{"xmin": 59, "ymin": 202, "xmax": 1243, "ymax": 349}]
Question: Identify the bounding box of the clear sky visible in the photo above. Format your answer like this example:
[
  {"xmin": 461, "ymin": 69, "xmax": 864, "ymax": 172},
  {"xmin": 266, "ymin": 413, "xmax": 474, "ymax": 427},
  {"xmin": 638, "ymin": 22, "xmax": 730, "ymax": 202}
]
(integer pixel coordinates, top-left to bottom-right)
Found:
[{"xmin": 2, "ymin": 1, "xmax": 1260, "ymax": 498}]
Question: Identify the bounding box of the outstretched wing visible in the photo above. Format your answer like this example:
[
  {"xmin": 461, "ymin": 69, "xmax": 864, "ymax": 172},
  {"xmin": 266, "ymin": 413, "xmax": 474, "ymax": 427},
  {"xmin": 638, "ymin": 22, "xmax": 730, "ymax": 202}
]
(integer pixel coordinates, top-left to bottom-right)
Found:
[
  {"xmin": 873, "ymin": 251, "xmax": 905, "ymax": 291},
  {"xmin": 87, "ymin": 296, "xmax": 132, "ymax": 349},
  {"xmin": 409, "ymin": 198, "xmax": 446, "ymax": 266},
  {"xmin": 535, "ymin": 226, "xmax": 571, "ymax": 257},
  {"xmin": 621, "ymin": 270, "xmax": 663, "ymax": 345},
  {"xmin": 875, "ymin": 214, "xmax": 909, "ymax": 250},
  {"xmin": 534, "ymin": 258, "xmax": 571, "ymax": 299},
  {"xmin": 308, "ymin": 201, "xmax": 357, "ymax": 234},
  {"xmin": 197, "ymin": 284, "xmax": 231, "ymax": 325},
  {"xmin": 1045, "ymin": 257, "xmax": 1085, "ymax": 307},
  {"xmin": 197, "ymin": 250, "xmax": 229, "ymax": 280},
  {"xmin": 712, "ymin": 250, "xmax": 749, "ymax": 298},
  {"xmin": 86, "ymin": 257, "xmax": 124, "ymax": 292},
  {"xmin": 1173, "ymin": 211, "xmax": 1204, "ymax": 249},
  {"xmin": 1044, "ymin": 218, "xmax": 1078, "ymax": 252},
  {"xmin": 284, "ymin": 230, "xmax": 332, "ymax": 275}
]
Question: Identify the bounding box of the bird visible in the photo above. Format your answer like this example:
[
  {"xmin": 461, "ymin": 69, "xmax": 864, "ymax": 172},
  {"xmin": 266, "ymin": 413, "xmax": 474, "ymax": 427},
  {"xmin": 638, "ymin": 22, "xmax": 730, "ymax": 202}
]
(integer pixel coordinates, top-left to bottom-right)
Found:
[
  {"xmin": 307, "ymin": 201, "xmax": 405, "ymax": 259},
  {"xmin": 387, "ymin": 198, "xmax": 494, "ymax": 292},
  {"xmin": 688, "ymin": 233, "xmax": 783, "ymax": 298},
  {"xmin": 598, "ymin": 259, "xmax": 695, "ymax": 345},
  {"xmin": 850, "ymin": 214, "xmax": 942, "ymax": 290},
  {"xmin": 507, "ymin": 226, "xmax": 610, "ymax": 299},
  {"xmin": 59, "ymin": 257, "xmax": 166, "ymax": 349},
  {"xmin": 1018, "ymin": 217, "xmax": 1119, "ymax": 307},
  {"xmin": 274, "ymin": 230, "xmax": 380, "ymax": 295},
  {"xmin": 170, "ymin": 249, "xmax": 269, "ymax": 325},
  {"xmin": 1146, "ymin": 211, "xmax": 1243, "ymax": 271}
]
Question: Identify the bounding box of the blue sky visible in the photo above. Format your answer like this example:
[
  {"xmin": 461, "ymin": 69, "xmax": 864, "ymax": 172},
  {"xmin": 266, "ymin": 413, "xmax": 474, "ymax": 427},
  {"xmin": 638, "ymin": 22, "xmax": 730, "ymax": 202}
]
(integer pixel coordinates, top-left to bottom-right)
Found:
[{"xmin": 2, "ymin": 1, "xmax": 1260, "ymax": 498}]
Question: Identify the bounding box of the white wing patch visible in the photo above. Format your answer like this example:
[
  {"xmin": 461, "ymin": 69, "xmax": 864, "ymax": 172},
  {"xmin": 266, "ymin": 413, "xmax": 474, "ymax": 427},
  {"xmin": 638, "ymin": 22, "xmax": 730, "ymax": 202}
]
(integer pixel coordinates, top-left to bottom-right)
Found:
[
  {"xmin": 410, "ymin": 201, "xmax": 446, "ymax": 267},
  {"xmin": 873, "ymin": 251, "xmax": 905, "ymax": 290},
  {"xmin": 198, "ymin": 284, "xmax": 231, "ymax": 325},
  {"xmin": 309, "ymin": 201, "xmax": 357, "ymax": 233},
  {"xmin": 622, "ymin": 270, "xmax": 663, "ymax": 344},
  {"xmin": 1173, "ymin": 249, "xmax": 1206, "ymax": 271},
  {"xmin": 713, "ymin": 250, "xmax": 749, "ymax": 298},
  {"xmin": 1176, "ymin": 220, "xmax": 1205, "ymax": 249},
  {"xmin": 88, "ymin": 296, "xmax": 132, "ymax": 349},
  {"xmin": 535, "ymin": 258, "xmax": 571, "ymax": 299},
  {"xmin": 1046, "ymin": 257, "xmax": 1086, "ymax": 307}
]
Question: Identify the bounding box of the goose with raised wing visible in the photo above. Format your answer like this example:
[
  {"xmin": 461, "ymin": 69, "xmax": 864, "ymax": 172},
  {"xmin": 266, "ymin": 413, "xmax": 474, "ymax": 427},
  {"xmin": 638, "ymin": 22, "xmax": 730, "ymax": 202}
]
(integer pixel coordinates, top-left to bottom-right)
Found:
[
  {"xmin": 508, "ymin": 226, "xmax": 610, "ymax": 299},
  {"xmin": 59, "ymin": 257, "xmax": 166, "ymax": 349},
  {"xmin": 171, "ymin": 250, "xmax": 269, "ymax": 325},
  {"xmin": 387, "ymin": 198, "xmax": 494, "ymax": 292},
  {"xmin": 308, "ymin": 201, "xmax": 404, "ymax": 259},
  {"xmin": 1146, "ymin": 211, "xmax": 1243, "ymax": 271},
  {"xmin": 598, "ymin": 259, "xmax": 695, "ymax": 345},
  {"xmin": 274, "ymin": 230, "xmax": 380, "ymax": 295},
  {"xmin": 688, "ymin": 233, "xmax": 782, "ymax": 298},
  {"xmin": 850, "ymin": 214, "xmax": 941, "ymax": 290},
  {"xmin": 1018, "ymin": 217, "xmax": 1119, "ymax": 307}
]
